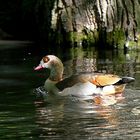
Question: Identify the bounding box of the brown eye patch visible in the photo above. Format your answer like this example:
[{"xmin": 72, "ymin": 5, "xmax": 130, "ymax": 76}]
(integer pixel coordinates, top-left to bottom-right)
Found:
[{"xmin": 42, "ymin": 56, "xmax": 50, "ymax": 63}]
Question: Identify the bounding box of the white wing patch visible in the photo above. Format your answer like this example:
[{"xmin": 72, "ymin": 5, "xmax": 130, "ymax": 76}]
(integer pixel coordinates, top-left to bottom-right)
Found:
[
  {"xmin": 60, "ymin": 82, "xmax": 96, "ymax": 97},
  {"xmin": 59, "ymin": 83, "xmax": 116, "ymax": 96},
  {"xmin": 102, "ymin": 85, "xmax": 115, "ymax": 95}
]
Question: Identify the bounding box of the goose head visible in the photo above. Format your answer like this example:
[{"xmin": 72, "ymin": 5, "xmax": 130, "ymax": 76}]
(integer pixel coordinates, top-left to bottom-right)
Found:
[{"xmin": 34, "ymin": 55, "xmax": 64, "ymax": 82}]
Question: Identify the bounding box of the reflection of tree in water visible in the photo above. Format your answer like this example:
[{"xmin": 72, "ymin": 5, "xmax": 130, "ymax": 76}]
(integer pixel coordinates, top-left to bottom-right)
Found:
[
  {"xmin": 73, "ymin": 57, "xmax": 97, "ymax": 73},
  {"xmin": 63, "ymin": 47, "xmax": 139, "ymax": 78},
  {"xmin": 63, "ymin": 47, "xmax": 97, "ymax": 77},
  {"xmin": 96, "ymin": 49, "xmax": 139, "ymax": 77},
  {"xmin": 122, "ymin": 50, "xmax": 138, "ymax": 77}
]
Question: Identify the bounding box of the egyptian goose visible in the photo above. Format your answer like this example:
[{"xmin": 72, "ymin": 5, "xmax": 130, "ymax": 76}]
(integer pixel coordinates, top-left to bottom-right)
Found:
[{"xmin": 34, "ymin": 55, "xmax": 135, "ymax": 98}]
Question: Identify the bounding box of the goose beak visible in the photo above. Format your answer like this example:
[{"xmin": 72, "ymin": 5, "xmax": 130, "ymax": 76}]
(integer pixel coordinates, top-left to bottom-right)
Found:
[{"xmin": 34, "ymin": 65, "xmax": 44, "ymax": 71}]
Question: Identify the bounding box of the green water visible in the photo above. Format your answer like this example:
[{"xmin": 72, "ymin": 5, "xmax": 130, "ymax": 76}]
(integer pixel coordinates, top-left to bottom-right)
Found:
[{"xmin": 0, "ymin": 41, "xmax": 140, "ymax": 139}]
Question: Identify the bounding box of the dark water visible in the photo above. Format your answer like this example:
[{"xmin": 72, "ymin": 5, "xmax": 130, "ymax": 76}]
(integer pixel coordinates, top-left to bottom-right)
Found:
[{"xmin": 0, "ymin": 41, "xmax": 140, "ymax": 139}]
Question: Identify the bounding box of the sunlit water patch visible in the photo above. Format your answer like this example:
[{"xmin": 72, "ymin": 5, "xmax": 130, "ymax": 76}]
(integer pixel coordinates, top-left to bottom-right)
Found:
[{"xmin": 33, "ymin": 88, "xmax": 140, "ymax": 139}]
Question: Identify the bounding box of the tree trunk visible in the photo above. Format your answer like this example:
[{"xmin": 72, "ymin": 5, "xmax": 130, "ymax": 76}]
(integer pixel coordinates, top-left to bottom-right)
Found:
[
  {"xmin": 50, "ymin": 0, "xmax": 140, "ymax": 47},
  {"xmin": 0, "ymin": 0, "xmax": 139, "ymax": 47}
]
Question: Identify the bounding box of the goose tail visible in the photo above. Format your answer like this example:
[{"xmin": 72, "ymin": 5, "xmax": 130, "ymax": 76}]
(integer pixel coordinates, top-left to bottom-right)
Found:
[{"xmin": 115, "ymin": 77, "xmax": 135, "ymax": 85}]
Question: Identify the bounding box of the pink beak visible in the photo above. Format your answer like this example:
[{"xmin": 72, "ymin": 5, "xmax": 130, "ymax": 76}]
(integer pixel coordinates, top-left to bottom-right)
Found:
[{"xmin": 34, "ymin": 65, "xmax": 44, "ymax": 71}]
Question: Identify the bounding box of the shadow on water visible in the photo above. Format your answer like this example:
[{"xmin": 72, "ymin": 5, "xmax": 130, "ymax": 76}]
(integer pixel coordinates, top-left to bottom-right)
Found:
[{"xmin": 0, "ymin": 41, "xmax": 140, "ymax": 139}]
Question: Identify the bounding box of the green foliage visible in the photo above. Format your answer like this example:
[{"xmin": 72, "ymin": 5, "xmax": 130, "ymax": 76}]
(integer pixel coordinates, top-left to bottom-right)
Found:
[{"xmin": 106, "ymin": 29, "xmax": 125, "ymax": 47}]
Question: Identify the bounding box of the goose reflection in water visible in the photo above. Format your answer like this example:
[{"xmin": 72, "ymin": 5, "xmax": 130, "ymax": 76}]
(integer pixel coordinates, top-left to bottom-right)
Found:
[{"xmin": 34, "ymin": 86, "xmax": 125, "ymax": 136}]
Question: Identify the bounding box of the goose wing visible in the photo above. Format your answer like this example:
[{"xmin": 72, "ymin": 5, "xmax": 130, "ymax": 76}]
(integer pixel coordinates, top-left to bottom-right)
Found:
[
  {"xmin": 91, "ymin": 74, "xmax": 121, "ymax": 86},
  {"xmin": 56, "ymin": 73, "xmax": 121, "ymax": 90},
  {"xmin": 56, "ymin": 74, "xmax": 89, "ymax": 91}
]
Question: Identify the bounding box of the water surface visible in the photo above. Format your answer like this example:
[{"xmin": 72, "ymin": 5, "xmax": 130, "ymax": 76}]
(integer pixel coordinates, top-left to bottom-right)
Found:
[{"xmin": 0, "ymin": 41, "xmax": 140, "ymax": 139}]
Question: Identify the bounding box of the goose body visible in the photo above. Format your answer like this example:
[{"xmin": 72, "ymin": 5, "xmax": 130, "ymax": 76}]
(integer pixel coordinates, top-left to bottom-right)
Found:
[{"xmin": 34, "ymin": 55, "xmax": 135, "ymax": 98}]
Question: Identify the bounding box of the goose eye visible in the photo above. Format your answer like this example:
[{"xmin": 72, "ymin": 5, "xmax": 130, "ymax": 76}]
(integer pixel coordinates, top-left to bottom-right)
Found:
[{"xmin": 43, "ymin": 56, "xmax": 50, "ymax": 63}]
